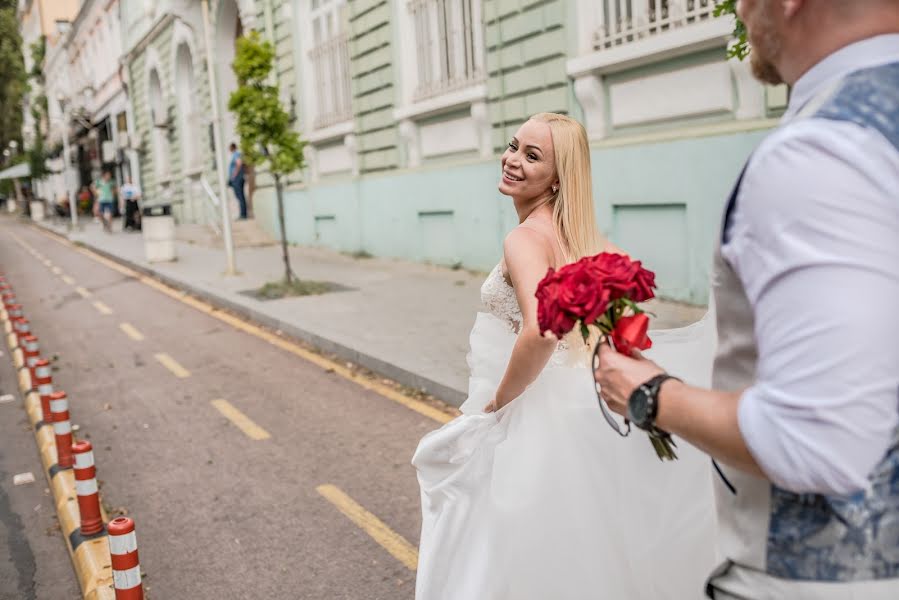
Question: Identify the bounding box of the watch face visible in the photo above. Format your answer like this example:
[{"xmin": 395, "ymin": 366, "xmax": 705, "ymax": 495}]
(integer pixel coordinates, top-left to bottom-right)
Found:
[{"xmin": 628, "ymin": 387, "xmax": 651, "ymax": 426}]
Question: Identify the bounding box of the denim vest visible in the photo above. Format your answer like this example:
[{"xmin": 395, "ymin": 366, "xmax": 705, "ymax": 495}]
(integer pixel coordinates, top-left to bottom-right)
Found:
[{"xmin": 707, "ymin": 61, "xmax": 899, "ymax": 599}]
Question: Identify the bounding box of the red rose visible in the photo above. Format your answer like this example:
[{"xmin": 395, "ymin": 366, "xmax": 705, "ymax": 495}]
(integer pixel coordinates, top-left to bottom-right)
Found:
[
  {"xmin": 589, "ymin": 253, "xmax": 638, "ymax": 300},
  {"xmin": 536, "ymin": 269, "xmax": 578, "ymax": 338},
  {"xmin": 611, "ymin": 313, "xmax": 652, "ymax": 355},
  {"xmin": 630, "ymin": 261, "xmax": 656, "ymax": 303},
  {"xmin": 555, "ymin": 263, "xmax": 611, "ymax": 325}
]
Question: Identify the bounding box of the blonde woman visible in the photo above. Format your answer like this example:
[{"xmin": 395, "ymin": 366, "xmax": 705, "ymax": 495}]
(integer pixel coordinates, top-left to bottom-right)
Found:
[{"xmin": 413, "ymin": 113, "xmax": 718, "ymax": 599}]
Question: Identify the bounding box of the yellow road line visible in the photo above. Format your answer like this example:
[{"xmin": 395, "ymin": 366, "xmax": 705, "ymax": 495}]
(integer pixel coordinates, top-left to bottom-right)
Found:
[
  {"xmin": 75, "ymin": 286, "xmax": 92, "ymax": 298},
  {"xmin": 154, "ymin": 353, "xmax": 191, "ymax": 378},
  {"xmin": 92, "ymin": 301, "xmax": 113, "ymax": 315},
  {"xmin": 61, "ymin": 275, "xmax": 75, "ymax": 285},
  {"xmin": 32, "ymin": 227, "xmax": 457, "ymax": 424},
  {"xmin": 119, "ymin": 322, "xmax": 144, "ymax": 342},
  {"xmin": 211, "ymin": 399, "xmax": 271, "ymax": 440},
  {"xmin": 51, "ymin": 266, "xmax": 62, "ymax": 275},
  {"xmin": 316, "ymin": 484, "xmax": 418, "ymax": 571},
  {"xmin": 43, "ymin": 259, "xmax": 52, "ymax": 267}
]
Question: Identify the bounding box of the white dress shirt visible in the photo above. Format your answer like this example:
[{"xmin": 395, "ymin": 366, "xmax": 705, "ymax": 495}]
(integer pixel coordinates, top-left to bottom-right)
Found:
[{"xmin": 724, "ymin": 35, "xmax": 899, "ymax": 496}]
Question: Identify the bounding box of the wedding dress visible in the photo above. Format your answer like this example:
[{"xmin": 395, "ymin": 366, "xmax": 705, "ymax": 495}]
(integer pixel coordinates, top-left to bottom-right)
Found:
[{"xmin": 413, "ymin": 263, "xmax": 720, "ymax": 600}]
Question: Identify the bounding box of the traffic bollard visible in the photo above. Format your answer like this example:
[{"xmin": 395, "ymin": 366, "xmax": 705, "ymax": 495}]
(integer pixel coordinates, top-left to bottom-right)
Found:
[
  {"xmin": 108, "ymin": 517, "xmax": 144, "ymax": 600},
  {"xmin": 34, "ymin": 358, "xmax": 53, "ymax": 422},
  {"xmin": 49, "ymin": 391, "xmax": 74, "ymax": 469},
  {"xmin": 72, "ymin": 440, "xmax": 104, "ymax": 536}
]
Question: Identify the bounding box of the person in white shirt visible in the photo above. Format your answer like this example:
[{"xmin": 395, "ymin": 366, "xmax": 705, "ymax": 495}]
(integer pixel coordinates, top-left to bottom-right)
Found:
[
  {"xmin": 595, "ymin": 1, "xmax": 899, "ymax": 598},
  {"xmin": 120, "ymin": 175, "xmax": 142, "ymax": 232}
]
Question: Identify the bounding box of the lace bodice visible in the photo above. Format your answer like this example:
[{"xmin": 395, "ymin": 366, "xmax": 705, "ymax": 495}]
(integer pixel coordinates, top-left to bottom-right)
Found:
[
  {"xmin": 481, "ymin": 263, "xmax": 522, "ymax": 330},
  {"xmin": 480, "ymin": 263, "xmax": 586, "ymax": 365}
]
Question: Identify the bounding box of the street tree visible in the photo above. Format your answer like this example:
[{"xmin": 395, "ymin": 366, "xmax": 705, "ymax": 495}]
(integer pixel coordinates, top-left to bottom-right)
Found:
[
  {"xmin": 714, "ymin": 0, "xmax": 749, "ymax": 60},
  {"xmin": 27, "ymin": 35, "xmax": 50, "ymax": 181},
  {"xmin": 0, "ymin": 0, "xmax": 26, "ymax": 161},
  {"xmin": 228, "ymin": 31, "xmax": 306, "ymax": 286}
]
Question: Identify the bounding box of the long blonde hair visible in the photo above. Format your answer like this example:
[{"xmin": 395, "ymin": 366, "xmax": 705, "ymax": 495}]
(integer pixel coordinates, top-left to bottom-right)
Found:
[{"xmin": 529, "ymin": 113, "xmax": 604, "ymax": 263}]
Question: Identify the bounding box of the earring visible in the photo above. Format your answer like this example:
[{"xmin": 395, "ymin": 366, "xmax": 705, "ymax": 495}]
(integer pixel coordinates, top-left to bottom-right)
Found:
[{"xmin": 552, "ymin": 185, "xmax": 558, "ymax": 193}]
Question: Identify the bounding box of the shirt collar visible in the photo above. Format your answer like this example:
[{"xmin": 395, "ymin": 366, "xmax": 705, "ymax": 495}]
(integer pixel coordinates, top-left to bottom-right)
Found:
[{"xmin": 783, "ymin": 34, "xmax": 899, "ymax": 121}]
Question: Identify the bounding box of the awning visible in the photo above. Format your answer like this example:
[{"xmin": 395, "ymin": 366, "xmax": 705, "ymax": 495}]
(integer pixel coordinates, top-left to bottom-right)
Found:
[{"xmin": 0, "ymin": 162, "xmax": 30, "ymax": 181}]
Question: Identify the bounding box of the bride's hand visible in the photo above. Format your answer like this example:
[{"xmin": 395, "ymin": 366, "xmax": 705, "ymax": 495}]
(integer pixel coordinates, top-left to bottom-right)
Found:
[{"xmin": 484, "ymin": 398, "xmax": 498, "ymax": 413}]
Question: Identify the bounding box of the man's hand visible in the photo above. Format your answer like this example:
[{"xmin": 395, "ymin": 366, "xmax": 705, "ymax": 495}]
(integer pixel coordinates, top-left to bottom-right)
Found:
[{"xmin": 593, "ymin": 343, "xmax": 665, "ymax": 416}]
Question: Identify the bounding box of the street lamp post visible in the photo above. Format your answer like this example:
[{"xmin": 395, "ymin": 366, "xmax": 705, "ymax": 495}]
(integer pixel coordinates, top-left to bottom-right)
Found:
[
  {"xmin": 201, "ymin": 0, "xmax": 237, "ymax": 275},
  {"xmin": 58, "ymin": 97, "xmax": 78, "ymax": 228}
]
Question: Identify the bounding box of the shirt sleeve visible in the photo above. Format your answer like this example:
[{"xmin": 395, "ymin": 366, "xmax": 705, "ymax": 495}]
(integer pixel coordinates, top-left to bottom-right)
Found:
[{"xmin": 723, "ymin": 119, "xmax": 899, "ymax": 496}]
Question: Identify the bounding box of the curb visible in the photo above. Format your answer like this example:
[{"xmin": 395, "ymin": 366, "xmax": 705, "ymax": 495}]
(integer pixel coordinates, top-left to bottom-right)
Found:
[
  {"xmin": 2, "ymin": 307, "xmax": 117, "ymax": 599},
  {"xmin": 36, "ymin": 222, "xmax": 468, "ymax": 406}
]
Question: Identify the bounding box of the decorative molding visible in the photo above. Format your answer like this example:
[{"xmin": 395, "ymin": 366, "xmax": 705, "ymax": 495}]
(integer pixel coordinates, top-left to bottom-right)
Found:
[
  {"xmin": 393, "ymin": 83, "xmax": 487, "ymax": 122},
  {"xmin": 470, "ymin": 101, "xmax": 491, "ymax": 159},
  {"xmin": 306, "ymin": 119, "xmax": 354, "ymax": 145},
  {"xmin": 573, "ymin": 74, "xmax": 607, "ymax": 140},
  {"xmin": 344, "ymin": 134, "xmax": 359, "ymax": 177},
  {"xmin": 305, "ymin": 144, "xmax": 319, "ymax": 183},
  {"xmin": 609, "ymin": 61, "xmax": 733, "ymax": 127},
  {"xmin": 566, "ymin": 18, "xmax": 732, "ymax": 78},
  {"xmin": 398, "ymin": 119, "xmax": 421, "ymax": 168}
]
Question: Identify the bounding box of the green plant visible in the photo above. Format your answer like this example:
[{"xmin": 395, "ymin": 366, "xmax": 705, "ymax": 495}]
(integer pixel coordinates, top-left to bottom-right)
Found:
[
  {"xmin": 0, "ymin": 0, "xmax": 26, "ymax": 159},
  {"xmin": 714, "ymin": 1, "xmax": 749, "ymax": 61},
  {"xmin": 228, "ymin": 31, "xmax": 306, "ymax": 284}
]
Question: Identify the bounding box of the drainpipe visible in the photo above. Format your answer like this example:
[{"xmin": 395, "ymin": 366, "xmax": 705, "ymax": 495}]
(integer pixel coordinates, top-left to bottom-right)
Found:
[{"xmin": 201, "ymin": 0, "xmax": 236, "ymax": 275}]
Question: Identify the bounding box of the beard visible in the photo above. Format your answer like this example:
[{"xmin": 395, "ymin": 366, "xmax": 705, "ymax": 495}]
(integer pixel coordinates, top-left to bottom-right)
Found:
[{"xmin": 746, "ymin": 1, "xmax": 785, "ymax": 85}]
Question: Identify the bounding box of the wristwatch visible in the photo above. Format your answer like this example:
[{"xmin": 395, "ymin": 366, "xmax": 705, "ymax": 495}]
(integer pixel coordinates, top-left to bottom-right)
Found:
[{"xmin": 627, "ymin": 374, "xmax": 681, "ymax": 431}]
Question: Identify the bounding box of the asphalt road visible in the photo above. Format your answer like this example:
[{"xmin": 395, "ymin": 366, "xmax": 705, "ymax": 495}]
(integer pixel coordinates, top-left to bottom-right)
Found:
[{"xmin": 0, "ymin": 218, "xmax": 443, "ymax": 599}]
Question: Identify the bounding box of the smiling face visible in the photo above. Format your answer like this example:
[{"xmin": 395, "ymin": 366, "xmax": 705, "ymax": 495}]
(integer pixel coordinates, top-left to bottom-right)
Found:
[{"xmin": 498, "ymin": 119, "xmax": 558, "ymax": 201}]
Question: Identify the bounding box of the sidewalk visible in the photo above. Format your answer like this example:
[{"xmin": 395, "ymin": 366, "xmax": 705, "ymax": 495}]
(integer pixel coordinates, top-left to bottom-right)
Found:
[{"xmin": 31, "ymin": 217, "xmax": 706, "ymax": 406}]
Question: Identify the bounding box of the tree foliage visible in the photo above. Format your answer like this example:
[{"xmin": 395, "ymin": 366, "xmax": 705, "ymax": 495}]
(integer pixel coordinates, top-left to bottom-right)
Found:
[
  {"xmin": 227, "ymin": 31, "xmax": 305, "ymax": 176},
  {"xmin": 27, "ymin": 35, "xmax": 49, "ymax": 180},
  {"xmin": 0, "ymin": 0, "xmax": 27, "ymax": 158},
  {"xmin": 714, "ymin": 0, "xmax": 749, "ymax": 61},
  {"xmin": 228, "ymin": 30, "xmax": 306, "ymax": 284}
]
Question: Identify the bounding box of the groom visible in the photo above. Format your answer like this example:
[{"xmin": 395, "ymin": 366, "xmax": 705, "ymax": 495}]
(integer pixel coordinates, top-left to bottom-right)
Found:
[{"xmin": 595, "ymin": 1, "xmax": 899, "ymax": 598}]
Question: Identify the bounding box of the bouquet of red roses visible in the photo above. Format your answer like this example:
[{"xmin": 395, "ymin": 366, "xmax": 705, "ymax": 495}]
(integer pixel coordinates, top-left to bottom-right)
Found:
[{"xmin": 535, "ymin": 252, "xmax": 677, "ymax": 460}]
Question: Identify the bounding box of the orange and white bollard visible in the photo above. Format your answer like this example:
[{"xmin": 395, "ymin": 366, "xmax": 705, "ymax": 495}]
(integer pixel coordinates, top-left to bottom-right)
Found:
[
  {"xmin": 49, "ymin": 390, "xmax": 74, "ymax": 469},
  {"xmin": 34, "ymin": 358, "xmax": 53, "ymax": 423},
  {"xmin": 71, "ymin": 440, "xmax": 104, "ymax": 536},
  {"xmin": 22, "ymin": 335, "xmax": 40, "ymax": 381},
  {"xmin": 108, "ymin": 517, "xmax": 144, "ymax": 600},
  {"xmin": 4, "ymin": 304, "xmax": 21, "ymax": 336},
  {"xmin": 12, "ymin": 317, "xmax": 30, "ymax": 346},
  {"xmin": 1, "ymin": 292, "xmax": 16, "ymax": 310}
]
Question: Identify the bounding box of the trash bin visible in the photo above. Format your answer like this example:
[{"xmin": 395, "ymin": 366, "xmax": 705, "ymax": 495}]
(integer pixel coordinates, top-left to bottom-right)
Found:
[
  {"xmin": 141, "ymin": 204, "xmax": 176, "ymax": 262},
  {"xmin": 29, "ymin": 200, "xmax": 45, "ymax": 222}
]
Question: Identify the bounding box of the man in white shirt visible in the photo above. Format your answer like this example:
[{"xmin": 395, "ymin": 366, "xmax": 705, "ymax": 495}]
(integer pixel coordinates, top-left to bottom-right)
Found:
[{"xmin": 595, "ymin": 1, "xmax": 899, "ymax": 598}]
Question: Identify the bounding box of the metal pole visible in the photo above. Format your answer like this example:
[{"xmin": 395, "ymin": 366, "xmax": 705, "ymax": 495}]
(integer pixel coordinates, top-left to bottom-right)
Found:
[
  {"xmin": 201, "ymin": 0, "xmax": 236, "ymax": 275},
  {"xmin": 61, "ymin": 103, "xmax": 78, "ymax": 228}
]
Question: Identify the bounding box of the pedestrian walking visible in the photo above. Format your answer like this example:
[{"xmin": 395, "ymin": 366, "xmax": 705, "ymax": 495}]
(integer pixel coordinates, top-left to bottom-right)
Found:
[
  {"xmin": 91, "ymin": 171, "xmax": 116, "ymax": 232},
  {"xmin": 120, "ymin": 175, "xmax": 142, "ymax": 232},
  {"xmin": 229, "ymin": 142, "xmax": 248, "ymax": 220}
]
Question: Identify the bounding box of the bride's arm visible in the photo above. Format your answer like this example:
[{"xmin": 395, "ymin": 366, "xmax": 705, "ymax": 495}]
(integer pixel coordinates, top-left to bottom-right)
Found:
[{"xmin": 488, "ymin": 228, "xmax": 559, "ymax": 411}]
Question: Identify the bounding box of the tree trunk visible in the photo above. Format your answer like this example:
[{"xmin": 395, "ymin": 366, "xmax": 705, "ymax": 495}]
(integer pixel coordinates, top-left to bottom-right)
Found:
[{"xmin": 274, "ymin": 172, "xmax": 292, "ymax": 284}]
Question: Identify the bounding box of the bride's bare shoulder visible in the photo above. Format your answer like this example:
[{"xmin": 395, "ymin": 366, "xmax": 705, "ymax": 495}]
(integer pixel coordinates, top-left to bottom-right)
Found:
[{"xmin": 501, "ymin": 225, "xmax": 553, "ymax": 277}]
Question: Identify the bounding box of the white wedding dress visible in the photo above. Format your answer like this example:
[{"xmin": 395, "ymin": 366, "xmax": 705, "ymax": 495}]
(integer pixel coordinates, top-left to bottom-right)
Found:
[{"xmin": 413, "ymin": 264, "xmax": 720, "ymax": 600}]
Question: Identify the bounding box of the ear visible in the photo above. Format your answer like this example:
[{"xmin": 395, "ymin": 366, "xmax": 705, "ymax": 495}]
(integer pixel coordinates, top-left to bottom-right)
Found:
[{"xmin": 782, "ymin": 0, "xmax": 802, "ymax": 19}]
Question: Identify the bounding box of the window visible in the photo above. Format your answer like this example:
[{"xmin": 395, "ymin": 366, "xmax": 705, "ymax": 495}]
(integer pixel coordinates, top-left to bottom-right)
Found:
[
  {"xmin": 407, "ymin": 0, "xmax": 485, "ymax": 101},
  {"xmin": 307, "ymin": 0, "xmax": 352, "ymax": 128},
  {"xmin": 595, "ymin": 0, "xmax": 715, "ymax": 50}
]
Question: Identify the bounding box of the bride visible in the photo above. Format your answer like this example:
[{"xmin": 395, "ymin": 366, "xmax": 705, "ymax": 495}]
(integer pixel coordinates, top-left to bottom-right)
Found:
[{"xmin": 412, "ymin": 113, "xmax": 719, "ymax": 599}]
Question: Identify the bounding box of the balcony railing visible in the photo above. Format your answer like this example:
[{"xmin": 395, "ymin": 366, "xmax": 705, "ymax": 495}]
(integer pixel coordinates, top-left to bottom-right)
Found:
[
  {"xmin": 594, "ymin": 0, "xmax": 716, "ymax": 50},
  {"xmin": 309, "ymin": 32, "xmax": 353, "ymax": 129},
  {"xmin": 408, "ymin": 0, "xmax": 485, "ymax": 101}
]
